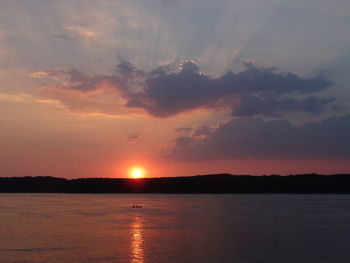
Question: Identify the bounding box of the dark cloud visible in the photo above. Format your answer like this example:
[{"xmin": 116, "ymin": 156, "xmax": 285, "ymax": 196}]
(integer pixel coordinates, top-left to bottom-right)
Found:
[
  {"xmin": 170, "ymin": 115, "xmax": 350, "ymax": 160},
  {"xmin": 174, "ymin": 125, "xmax": 215, "ymax": 138},
  {"xmin": 39, "ymin": 60, "xmax": 334, "ymax": 118},
  {"xmin": 121, "ymin": 60, "xmax": 334, "ymax": 117},
  {"xmin": 233, "ymin": 96, "xmax": 335, "ymax": 117},
  {"xmin": 126, "ymin": 61, "xmax": 333, "ymax": 117}
]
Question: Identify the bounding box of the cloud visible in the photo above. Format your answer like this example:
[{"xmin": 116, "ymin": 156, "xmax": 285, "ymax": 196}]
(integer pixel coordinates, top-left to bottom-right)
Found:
[
  {"xmin": 63, "ymin": 25, "xmax": 95, "ymax": 41},
  {"xmin": 124, "ymin": 134, "xmax": 140, "ymax": 143},
  {"xmin": 29, "ymin": 71, "xmax": 52, "ymax": 79},
  {"xmin": 124, "ymin": 60, "xmax": 333, "ymax": 117},
  {"xmin": 39, "ymin": 85, "xmax": 126, "ymax": 115},
  {"xmin": 233, "ymin": 96, "xmax": 335, "ymax": 117},
  {"xmin": 37, "ymin": 60, "xmax": 334, "ymax": 118},
  {"xmin": 37, "ymin": 68, "xmax": 128, "ymax": 115},
  {"xmin": 50, "ymin": 25, "xmax": 97, "ymax": 43},
  {"xmin": 174, "ymin": 125, "xmax": 216, "ymax": 139},
  {"xmin": 174, "ymin": 127, "xmax": 193, "ymax": 133},
  {"xmin": 170, "ymin": 115, "xmax": 350, "ymax": 160},
  {"xmin": 51, "ymin": 33, "xmax": 76, "ymax": 41}
]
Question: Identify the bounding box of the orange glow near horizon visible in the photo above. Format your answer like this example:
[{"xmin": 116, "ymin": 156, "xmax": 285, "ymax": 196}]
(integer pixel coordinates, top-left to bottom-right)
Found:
[{"xmin": 129, "ymin": 166, "xmax": 146, "ymax": 179}]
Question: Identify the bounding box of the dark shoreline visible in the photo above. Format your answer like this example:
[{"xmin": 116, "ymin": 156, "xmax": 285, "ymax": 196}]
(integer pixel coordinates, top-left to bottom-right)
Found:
[{"xmin": 1, "ymin": 173, "xmax": 350, "ymax": 194}]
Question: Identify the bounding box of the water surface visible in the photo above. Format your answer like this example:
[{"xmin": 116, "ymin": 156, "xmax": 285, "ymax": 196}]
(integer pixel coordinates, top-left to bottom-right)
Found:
[{"xmin": 1, "ymin": 194, "xmax": 350, "ymax": 263}]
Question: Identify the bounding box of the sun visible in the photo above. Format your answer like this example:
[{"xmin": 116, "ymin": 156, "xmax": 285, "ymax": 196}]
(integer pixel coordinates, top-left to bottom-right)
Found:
[{"xmin": 129, "ymin": 166, "xmax": 146, "ymax": 179}]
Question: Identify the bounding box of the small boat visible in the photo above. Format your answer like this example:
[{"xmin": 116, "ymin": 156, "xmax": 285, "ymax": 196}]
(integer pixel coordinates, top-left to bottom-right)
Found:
[{"xmin": 132, "ymin": 205, "xmax": 143, "ymax": 208}]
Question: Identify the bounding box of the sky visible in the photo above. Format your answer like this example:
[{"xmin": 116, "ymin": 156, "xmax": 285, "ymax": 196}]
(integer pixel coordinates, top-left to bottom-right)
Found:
[{"xmin": 1, "ymin": 0, "xmax": 350, "ymax": 178}]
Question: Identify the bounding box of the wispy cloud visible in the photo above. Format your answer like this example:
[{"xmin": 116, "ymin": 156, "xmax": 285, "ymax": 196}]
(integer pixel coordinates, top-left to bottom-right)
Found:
[{"xmin": 63, "ymin": 25, "xmax": 95, "ymax": 40}]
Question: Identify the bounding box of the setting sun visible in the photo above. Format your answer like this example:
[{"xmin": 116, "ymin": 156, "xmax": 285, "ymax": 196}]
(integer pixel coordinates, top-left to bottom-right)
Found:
[{"xmin": 129, "ymin": 166, "xmax": 146, "ymax": 179}]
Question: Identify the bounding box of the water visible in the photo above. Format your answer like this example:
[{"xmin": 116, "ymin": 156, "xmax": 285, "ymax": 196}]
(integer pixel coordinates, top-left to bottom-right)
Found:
[{"xmin": 1, "ymin": 194, "xmax": 350, "ymax": 263}]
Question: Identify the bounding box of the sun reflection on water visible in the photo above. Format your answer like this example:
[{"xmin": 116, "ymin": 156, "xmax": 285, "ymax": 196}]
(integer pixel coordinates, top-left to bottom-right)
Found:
[{"xmin": 131, "ymin": 216, "xmax": 144, "ymax": 263}]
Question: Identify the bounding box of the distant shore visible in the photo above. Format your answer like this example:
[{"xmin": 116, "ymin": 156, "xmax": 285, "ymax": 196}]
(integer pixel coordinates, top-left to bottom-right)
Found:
[{"xmin": 1, "ymin": 174, "xmax": 350, "ymax": 194}]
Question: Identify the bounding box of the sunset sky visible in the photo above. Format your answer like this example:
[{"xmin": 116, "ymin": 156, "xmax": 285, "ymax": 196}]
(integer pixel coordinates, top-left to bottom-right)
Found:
[{"xmin": 1, "ymin": 0, "xmax": 350, "ymax": 178}]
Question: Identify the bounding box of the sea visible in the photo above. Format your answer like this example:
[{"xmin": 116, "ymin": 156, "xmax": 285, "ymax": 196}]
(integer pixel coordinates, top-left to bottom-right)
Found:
[{"xmin": 1, "ymin": 194, "xmax": 350, "ymax": 263}]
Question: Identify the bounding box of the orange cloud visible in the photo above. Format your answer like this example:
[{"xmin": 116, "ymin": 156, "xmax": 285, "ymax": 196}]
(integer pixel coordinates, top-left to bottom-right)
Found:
[
  {"xmin": 39, "ymin": 84, "xmax": 127, "ymax": 116},
  {"xmin": 28, "ymin": 71, "xmax": 50, "ymax": 79},
  {"xmin": 64, "ymin": 25, "xmax": 95, "ymax": 40}
]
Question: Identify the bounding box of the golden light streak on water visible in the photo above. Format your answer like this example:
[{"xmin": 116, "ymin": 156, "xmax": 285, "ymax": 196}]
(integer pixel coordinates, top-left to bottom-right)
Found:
[{"xmin": 131, "ymin": 216, "xmax": 144, "ymax": 263}]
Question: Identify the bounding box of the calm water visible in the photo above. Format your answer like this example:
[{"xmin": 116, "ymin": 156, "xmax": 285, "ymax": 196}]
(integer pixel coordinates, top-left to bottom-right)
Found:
[{"xmin": 1, "ymin": 194, "xmax": 350, "ymax": 263}]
